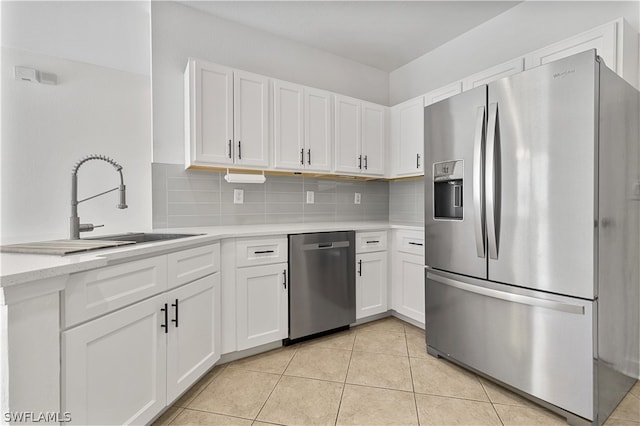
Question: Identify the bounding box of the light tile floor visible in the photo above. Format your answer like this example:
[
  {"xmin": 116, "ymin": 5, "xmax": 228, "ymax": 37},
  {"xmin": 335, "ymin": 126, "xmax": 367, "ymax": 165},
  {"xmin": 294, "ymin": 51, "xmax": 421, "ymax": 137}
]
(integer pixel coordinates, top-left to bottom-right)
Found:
[{"xmin": 153, "ymin": 317, "xmax": 640, "ymax": 425}]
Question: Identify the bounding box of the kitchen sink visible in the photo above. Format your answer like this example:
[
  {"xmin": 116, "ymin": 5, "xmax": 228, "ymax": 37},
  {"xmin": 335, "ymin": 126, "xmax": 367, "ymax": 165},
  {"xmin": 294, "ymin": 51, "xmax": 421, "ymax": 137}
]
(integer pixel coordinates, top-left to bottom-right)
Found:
[{"xmin": 0, "ymin": 233, "xmax": 202, "ymax": 256}]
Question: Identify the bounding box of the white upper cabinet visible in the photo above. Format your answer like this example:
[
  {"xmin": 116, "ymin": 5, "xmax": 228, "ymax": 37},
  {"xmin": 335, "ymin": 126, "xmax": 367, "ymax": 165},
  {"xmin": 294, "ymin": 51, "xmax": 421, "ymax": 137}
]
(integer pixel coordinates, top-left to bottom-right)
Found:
[
  {"xmin": 274, "ymin": 80, "xmax": 305, "ymax": 170},
  {"xmin": 526, "ymin": 23, "xmax": 615, "ymax": 70},
  {"xmin": 233, "ymin": 70, "xmax": 270, "ymax": 167},
  {"xmin": 273, "ymin": 81, "xmax": 332, "ymax": 172},
  {"xmin": 185, "ymin": 60, "xmax": 233, "ymax": 166},
  {"xmin": 185, "ymin": 59, "xmax": 269, "ymax": 169},
  {"xmin": 462, "ymin": 58, "xmax": 524, "ymax": 91},
  {"xmin": 335, "ymin": 94, "xmax": 386, "ymax": 176},
  {"xmin": 304, "ymin": 87, "xmax": 333, "ymax": 172},
  {"xmin": 361, "ymin": 102, "xmax": 385, "ymax": 176},
  {"xmin": 391, "ymin": 96, "xmax": 424, "ymax": 176},
  {"xmin": 334, "ymin": 94, "xmax": 362, "ymax": 174},
  {"xmin": 423, "ymin": 81, "xmax": 463, "ymax": 107},
  {"xmin": 525, "ymin": 18, "xmax": 638, "ymax": 88}
]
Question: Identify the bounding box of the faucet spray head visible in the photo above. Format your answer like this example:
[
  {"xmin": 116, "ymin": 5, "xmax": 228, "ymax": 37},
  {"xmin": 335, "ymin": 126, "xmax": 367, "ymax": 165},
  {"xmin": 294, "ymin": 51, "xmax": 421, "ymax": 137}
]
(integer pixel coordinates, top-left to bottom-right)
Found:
[{"xmin": 117, "ymin": 184, "xmax": 128, "ymax": 209}]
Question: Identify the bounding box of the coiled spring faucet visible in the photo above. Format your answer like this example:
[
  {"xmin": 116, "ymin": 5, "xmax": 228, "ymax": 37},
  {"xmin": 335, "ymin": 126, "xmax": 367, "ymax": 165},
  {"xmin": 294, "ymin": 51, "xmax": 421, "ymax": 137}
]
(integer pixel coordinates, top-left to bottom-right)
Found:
[{"xmin": 70, "ymin": 154, "xmax": 128, "ymax": 239}]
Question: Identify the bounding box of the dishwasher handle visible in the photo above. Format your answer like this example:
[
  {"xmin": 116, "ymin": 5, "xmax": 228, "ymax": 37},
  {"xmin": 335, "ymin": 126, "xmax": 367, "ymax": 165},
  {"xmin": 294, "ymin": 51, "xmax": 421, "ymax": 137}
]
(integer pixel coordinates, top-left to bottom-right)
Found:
[{"xmin": 302, "ymin": 241, "xmax": 350, "ymax": 250}]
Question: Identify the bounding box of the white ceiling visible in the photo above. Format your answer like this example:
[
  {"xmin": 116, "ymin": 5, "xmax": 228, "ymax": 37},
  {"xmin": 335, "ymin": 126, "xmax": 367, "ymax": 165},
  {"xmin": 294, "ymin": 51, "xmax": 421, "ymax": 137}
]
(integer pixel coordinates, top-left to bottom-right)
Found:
[{"xmin": 183, "ymin": 1, "xmax": 521, "ymax": 72}]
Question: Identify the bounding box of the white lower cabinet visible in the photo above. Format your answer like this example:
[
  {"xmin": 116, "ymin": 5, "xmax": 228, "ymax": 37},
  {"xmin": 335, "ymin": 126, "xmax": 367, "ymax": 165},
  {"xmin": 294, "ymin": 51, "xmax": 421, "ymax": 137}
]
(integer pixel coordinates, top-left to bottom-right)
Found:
[
  {"xmin": 63, "ymin": 274, "xmax": 220, "ymax": 425},
  {"xmin": 356, "ymin": 251, "xmax": 388, "ymax": 319},
  {"xmin": 166, "ymin": 275, "xmax": 221, "ymax": 402},
  {"xmin": 236, "ymin": 263, "xmax": 288, "ymax": 350},
  {"xmin": 63, "ymin": 293, "xmax": 167, "ymax": 426},
  {"xmin": 63, "ymin": 243, "xmax": 221, "ymax": 426},
  {"xmin": 392, "ymin": 252, "xmax": 425, "ymax": 324}
]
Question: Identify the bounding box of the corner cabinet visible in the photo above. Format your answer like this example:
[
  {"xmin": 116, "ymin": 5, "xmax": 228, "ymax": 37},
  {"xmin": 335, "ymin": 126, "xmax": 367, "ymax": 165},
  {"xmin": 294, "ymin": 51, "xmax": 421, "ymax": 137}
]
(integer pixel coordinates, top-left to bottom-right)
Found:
[
  {"xmin": 273, "ymin": 80, "xmax": 332, "ymax": 172},
  {"xmin": 334, "ymin": 95, "xmax": 386, "ymax": 176},
  {"xmin": 391, "ymin": 96, "xmax": 424, "ymax": 176},
  {"xmin": 185, "ymin": 58, "xmax": 269, "ymax": 169},
  {"xmin": 62, "ymin": 244, "xmax": 221, "ymax": 426}
]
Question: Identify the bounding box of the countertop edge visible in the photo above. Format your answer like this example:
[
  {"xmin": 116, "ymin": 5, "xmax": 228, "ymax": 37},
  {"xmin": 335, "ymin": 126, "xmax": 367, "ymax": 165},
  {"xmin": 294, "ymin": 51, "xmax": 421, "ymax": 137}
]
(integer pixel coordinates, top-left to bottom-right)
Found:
[{"xmin": 1, "ymin": 222, "xmax": 423, "ymax": 288}]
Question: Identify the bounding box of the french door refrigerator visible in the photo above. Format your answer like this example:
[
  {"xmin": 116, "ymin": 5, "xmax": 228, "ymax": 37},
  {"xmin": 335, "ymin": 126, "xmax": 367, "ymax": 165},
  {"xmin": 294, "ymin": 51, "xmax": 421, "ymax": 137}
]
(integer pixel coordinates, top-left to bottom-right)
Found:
[{"xmin": 424, "ymin": 50, "xmax": 639, "ymax": 425}]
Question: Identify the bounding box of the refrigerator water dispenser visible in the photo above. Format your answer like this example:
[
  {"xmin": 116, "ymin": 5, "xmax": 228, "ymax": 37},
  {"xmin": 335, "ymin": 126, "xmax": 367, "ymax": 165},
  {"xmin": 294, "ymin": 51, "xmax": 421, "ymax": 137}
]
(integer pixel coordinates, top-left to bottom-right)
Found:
[{"xmin": 433, "ymin": 160, "xmax": 463, "ymax": 220}]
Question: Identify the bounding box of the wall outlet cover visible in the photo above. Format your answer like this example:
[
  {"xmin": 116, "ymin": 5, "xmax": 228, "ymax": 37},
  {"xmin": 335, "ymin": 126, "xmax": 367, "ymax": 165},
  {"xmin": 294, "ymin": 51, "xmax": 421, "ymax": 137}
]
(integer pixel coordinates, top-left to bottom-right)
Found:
[
  {"xmin": 234, "ymin": 188, "xmax": 244, "ymax": 204},
  {"xmin": 354, "ymin": 192, "xmax": 361, "ymax": 204},
  {"xmin": 306, "ymin": 191, "xmax": 314, "ymax": 204}
]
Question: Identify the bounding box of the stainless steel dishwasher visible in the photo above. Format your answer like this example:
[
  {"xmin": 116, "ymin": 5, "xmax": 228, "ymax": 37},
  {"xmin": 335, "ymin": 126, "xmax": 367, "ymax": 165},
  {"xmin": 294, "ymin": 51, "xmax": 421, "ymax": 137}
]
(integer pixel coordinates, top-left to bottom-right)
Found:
[{"xmin": 287, "ymin": 231, "xmax": 355, "ymax": 342}]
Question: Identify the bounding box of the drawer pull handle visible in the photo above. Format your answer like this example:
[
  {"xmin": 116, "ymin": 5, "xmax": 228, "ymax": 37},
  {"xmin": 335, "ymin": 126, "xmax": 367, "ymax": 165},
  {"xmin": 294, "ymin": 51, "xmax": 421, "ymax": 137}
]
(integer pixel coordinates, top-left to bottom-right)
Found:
[
  {"xmin": 408, "ymin": 242, "xmax": 423, "ymax": 246},
  {"xmin": 366, "ymin": 240, "xmax": 380, "ymax": 244},
  {"xmin": 358, "ymin": 259, "xmax": 362, "ymax": 276},
  {"xmin": 307, "ymin": 149, "xmax": 311, "ymax": 165},
  {"xmin": 160, "ymin": 303, "xmax": 168, "ymax": 334},
  {"xmin": 283, "ymin": 269, "xmax": 287, "ymax": 289},
  {"xmin": 300, "ymin": 148, "xmax": 304, "ymax": 165},
  {"xmin": 171, "ymin": 298, "xmax": 179, "ymax": 328},
  {"xmin": 228, "ymin": 140, "xmax": 232, "ymax": 159},
  {"xmin": 254, "ymin": 250, "xmax": 275, "ymax": 254}
]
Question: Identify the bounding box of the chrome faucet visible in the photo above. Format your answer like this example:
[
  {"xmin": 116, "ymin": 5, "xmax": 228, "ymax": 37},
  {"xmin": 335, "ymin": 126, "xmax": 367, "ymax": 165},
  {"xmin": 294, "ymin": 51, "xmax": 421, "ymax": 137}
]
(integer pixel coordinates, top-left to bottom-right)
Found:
[{"xmin": 70, "ymin": 154, "xmax": 128, "ymax": 239}]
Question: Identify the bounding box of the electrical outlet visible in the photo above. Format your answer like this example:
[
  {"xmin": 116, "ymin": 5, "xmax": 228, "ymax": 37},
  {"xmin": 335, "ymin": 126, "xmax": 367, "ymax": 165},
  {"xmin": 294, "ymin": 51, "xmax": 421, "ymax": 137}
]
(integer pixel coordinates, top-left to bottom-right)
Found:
[
  {"xmin": 234, "ymin": 189, "xmax": 244, "ymax": 204},
  {"xmin": 306, "ymin": 191, "xmax": 315, "ymax": 204},
  {"xmin": 354, "ymin": 192, "xmax": 361, "ymax": 204}
]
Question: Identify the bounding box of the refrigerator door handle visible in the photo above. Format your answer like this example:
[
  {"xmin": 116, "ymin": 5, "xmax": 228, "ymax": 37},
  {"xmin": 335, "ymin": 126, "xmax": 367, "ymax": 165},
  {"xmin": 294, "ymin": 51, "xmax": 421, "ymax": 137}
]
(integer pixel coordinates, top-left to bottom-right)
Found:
[
  {"xmin": 427, "ymin": 271, "xmax": 585, "ymax": 315},
  {"xmin": 486, "ymin": 102, "xmax": 499, "ymax": 260},
  {"xmin": 473, "ymin": 106, "xmax": 486, "ymax": 258}
]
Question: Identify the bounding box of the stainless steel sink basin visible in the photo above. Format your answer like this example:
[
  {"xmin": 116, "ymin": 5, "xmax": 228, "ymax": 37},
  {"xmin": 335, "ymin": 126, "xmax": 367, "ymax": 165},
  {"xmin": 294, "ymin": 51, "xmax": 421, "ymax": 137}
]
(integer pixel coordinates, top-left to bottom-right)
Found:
[
  {"xmin": 87, "ymin": 232, "xmax": 202, "ymax": 244},
  {"xmin": 0, "ymin": 233, "xmax": 202, "ymax": 256}
]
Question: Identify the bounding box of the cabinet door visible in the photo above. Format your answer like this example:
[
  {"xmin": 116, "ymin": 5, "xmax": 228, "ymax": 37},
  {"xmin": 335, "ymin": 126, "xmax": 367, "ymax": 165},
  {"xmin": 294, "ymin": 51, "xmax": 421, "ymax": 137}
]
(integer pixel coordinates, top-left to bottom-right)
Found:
[
  {"xmin": 186, "ymin": 59, "xmax": 234, "ymax": 166},
  {"xmin": 392, "ymin": 97, "xmax": 424, "ymax": 176},
  {"xmin": 334, "ymin": 94, "xmax": 362, "ymax": 174},
  {"xmin": 236, "ymin": 263, "xmax": 288, "ymax": 350},
  {"xmin": 356, "ymin": 252, "xmax": 388, "ymax": 319},
  {"xmin": 525, "ymin": 20, "xmax": 617, "ymax": 72},
  {"xmin": 273, "ymin": 80, "xmax": 304, "ymax": 170},
  {"xmin": 361, "ymin": 102, "xmax": 385, "ymax": 176},
  {"xmin": 233, "ymin": 70, "xmax": 269, "ymax": 167},
  {"xmin": 63, "ymin": 294, "xmax": 166, "ymax": 426},
  {"xmin": 423, "ymin": 82, "xmax": 463, "ymax": 107},
  {"xmin": 462, "ymin": 58, "xmax": 524, "ymax": 91},
  {"xmin": 393, "ymin": 252, "xmax": 425, "ymax": 325},
  {"xmin": 304, "ymin": 87, "xmax": 332, "ymax": 172},
  {"xmin": 166, "ymin": 274, "xmax": 221, "ymax": 403}
]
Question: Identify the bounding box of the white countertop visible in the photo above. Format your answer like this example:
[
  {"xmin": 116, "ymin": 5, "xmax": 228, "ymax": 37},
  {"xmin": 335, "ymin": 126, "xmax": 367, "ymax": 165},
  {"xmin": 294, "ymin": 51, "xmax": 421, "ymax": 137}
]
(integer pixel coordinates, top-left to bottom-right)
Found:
[{"xmin": 0, "ymin": 222, "xmax": 423, "ymax": 288}]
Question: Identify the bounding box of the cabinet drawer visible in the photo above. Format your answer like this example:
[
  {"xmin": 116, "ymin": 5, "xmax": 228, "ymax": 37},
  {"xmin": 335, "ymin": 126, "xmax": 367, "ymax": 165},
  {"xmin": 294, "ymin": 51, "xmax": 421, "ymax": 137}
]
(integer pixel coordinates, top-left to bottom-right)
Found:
[
  {"xmin": 396, "ymin": 230, "xmax": 425, "ymax": 256},
  {"xmin": 65, "ymin": 256, "xmax": 168, "ymax": 328},
  {"xmin": 356, "ymin": 231, "xmax": 388, "ymax": 253},
  {"xmin": 168, "ymin": 243, "xmax": 220, "ymax": 289},
  {"xmin": 236, "ymin": 237, "xmax": 288, "ymax": 267}
]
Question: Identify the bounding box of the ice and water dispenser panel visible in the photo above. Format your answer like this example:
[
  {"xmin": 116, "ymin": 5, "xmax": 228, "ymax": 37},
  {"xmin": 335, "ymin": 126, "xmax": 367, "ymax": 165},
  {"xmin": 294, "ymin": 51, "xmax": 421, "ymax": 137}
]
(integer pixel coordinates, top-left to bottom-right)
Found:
[{"xmin": 433, "ymin": 160, "xmax": 463, "ymax": 220}]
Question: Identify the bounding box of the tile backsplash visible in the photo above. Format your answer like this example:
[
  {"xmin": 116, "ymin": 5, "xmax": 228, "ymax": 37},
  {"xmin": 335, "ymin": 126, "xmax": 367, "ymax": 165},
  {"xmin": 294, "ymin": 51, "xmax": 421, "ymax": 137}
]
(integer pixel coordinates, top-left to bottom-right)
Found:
[
  {"xmin": 152, "ymin": 163, "xmax": 390, "ymax": 228},
  {"xmin": 388, "ymin": 178, "xmax": 424, "ymax": 226}
]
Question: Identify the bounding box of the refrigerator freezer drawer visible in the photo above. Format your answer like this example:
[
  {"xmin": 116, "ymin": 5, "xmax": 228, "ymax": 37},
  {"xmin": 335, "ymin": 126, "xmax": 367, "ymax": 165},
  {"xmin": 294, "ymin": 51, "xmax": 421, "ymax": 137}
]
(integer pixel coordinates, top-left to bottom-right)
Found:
[{"xmin": 426, "ymin": 270, "xmax": 594, "ymax": 420}]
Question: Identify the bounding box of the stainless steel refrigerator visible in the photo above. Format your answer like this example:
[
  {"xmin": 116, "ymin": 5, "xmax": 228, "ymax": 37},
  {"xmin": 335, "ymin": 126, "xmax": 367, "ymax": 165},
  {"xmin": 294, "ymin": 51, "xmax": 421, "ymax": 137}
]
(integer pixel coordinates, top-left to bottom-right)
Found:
[{"xmin": 424, "ymin": 50, "xmax": 639, "ymax": 425}]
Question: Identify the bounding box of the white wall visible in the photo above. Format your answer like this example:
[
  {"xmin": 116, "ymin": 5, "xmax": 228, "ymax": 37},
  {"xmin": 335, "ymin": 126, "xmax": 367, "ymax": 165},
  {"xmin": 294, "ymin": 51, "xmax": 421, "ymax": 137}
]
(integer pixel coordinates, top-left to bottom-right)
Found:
[
  {"xmin": 390, "ymin": 1, "xmax": 640, "ymax": 104},
  {"xmin": 151, "ymin": 1, "xmax": 389, "ymax": 165},
  {"xmin": 1, "ymin": 2, "xmax": 152, "ymax": 244}
]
